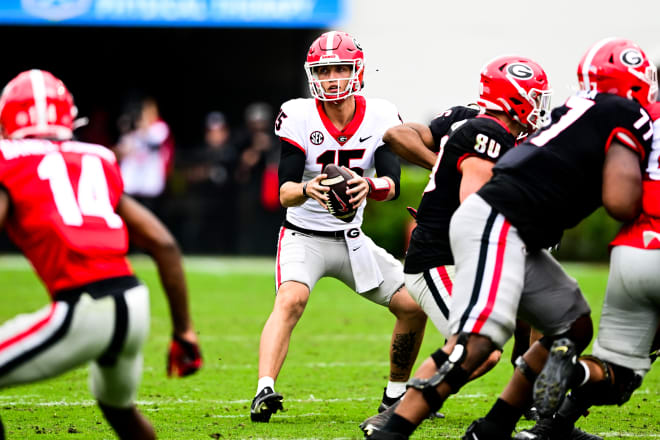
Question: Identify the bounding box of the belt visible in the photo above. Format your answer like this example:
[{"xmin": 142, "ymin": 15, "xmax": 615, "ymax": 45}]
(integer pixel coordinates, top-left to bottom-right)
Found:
[
  {"xmin": 283, "ymin": 220, "xmax": 345, "ymax": 239},
  {"xmin": 54, "ymin": 275, "xmax": 140, "ymax": 303}
]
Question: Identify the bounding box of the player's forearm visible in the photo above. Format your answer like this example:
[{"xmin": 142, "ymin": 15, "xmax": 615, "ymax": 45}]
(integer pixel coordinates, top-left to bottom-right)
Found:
[
  {"xmin": 384, "ymin": 124, "xmax": 437, "ymax": 170},
  {"xmin": 280, "ymin": 181, "xmax": 307, "ymax": 207},
  {"xmin": 157, "ymin": 248, "xmax": 194, "ymax": 335},
  {"xmin": 118, "ymin": 195, "xmax": 194, "ymax": 335},
  {"xmin": 602, "ymin": 142, "xmax": 642, "ymax": 221}
]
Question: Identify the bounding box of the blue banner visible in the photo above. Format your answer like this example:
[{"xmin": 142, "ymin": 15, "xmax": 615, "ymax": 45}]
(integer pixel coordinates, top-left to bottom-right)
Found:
[{"xmin": 0, "ymin": 0, "xmax": 345, "ymax": 27}]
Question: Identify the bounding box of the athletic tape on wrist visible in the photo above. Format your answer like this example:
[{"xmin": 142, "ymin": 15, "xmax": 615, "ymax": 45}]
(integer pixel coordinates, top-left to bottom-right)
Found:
[{"xmin": 366, "ymin": 177, "xmax": 390, "ymax": 201}]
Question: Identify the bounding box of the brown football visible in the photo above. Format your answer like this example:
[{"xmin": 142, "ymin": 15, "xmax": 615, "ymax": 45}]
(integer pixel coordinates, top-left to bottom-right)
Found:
[{"xmin": 321, "ymin": 164, "xmax": 356, "ymax": 223}]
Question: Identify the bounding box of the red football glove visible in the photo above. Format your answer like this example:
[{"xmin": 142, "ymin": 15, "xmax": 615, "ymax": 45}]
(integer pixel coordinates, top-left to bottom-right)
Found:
[{"xmin": 167, "ymin": 334, "xmax": 202, "ymax": 377}]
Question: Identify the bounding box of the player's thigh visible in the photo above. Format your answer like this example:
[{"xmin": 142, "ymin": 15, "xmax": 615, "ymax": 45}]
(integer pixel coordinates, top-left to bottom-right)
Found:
[
  {"xmin": 593, "ymin": 246, "xmax": 660, "ymax": 376},
  {"xmin": 448, "ymin": 195, "xmax": 525, "ymax": 348},
  {"xmin": 276, "ymin": 228, "xmax": 334, "ymax": 292},
  {"xmin": 355, "ymin": 236, "xmax": 404, "ymax": 307},
  {"xmin": 90, "ymin": 285, "xmax": 150, "ymax": 408},
  {"xmin": 518, "ymin": 249, "xmax": 590, "ymax": 336},
  {"xmin": 0, "ymin": 295, "xmax": 115, "ymax": 388},
  {"xmin": 404, "ymin": 268, "xmax": 452, "ymax": 337}
]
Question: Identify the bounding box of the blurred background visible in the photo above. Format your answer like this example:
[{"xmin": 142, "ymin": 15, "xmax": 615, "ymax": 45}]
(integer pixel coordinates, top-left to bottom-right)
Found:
[{"xmin": 0, "ymin": 0, "xmax": 658, "ymax": 259}]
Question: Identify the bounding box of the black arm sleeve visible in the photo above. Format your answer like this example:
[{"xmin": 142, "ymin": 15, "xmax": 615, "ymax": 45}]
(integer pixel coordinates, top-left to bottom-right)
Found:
[
  {"xmin": 374, "ymin": 143, "xmax": 401, "ymax": 200},
  {"xmin": 278, "ymin": 139, "xmax": 306, "ymax": 187}
]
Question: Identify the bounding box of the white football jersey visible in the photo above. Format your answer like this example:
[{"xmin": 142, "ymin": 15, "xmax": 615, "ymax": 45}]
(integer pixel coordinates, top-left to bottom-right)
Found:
[{"xmin": 275, "ymin": 95, "xmax": 401, "ymax": 231}]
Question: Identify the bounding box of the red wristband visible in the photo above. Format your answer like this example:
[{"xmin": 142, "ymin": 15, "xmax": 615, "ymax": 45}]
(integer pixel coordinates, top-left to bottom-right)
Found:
[{"xmin": 366, "ymin": 177, "xmax": 391, "ymax": 201}]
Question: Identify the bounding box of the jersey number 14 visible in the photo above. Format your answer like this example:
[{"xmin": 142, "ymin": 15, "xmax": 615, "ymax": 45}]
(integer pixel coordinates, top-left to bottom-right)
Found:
[{"xmin": 38, "ymin": 152, "xmax": 123, "ymax": 229}]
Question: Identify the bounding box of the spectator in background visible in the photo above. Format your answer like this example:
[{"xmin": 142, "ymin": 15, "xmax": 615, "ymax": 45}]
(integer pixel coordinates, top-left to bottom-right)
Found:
[
  {"xmin": 115, "ymin": 97, "xmax": 174, "ymax": 215},
  {"xmin": 234, "ymin": 102, "xmax": 284, "ymax": 254},
  {"xmin": 180, "ymin": 111, "xmax": 239, "ymax": 253}
]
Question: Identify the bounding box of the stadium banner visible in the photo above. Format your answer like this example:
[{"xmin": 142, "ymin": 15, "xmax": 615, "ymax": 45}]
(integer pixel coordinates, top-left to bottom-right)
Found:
[{"xmin": 0, "ymin": 0, "xmax": 345, "ymax": 27}]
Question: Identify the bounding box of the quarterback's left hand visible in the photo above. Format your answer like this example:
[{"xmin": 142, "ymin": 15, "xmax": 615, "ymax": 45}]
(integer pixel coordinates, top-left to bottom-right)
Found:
[
  {"xmin": 167, "ymin": 332, "xmax": 203, "ymax": 377},
  {"xmin": 344, "ymin": 167, "xmax": 369, "ymax": 209}
]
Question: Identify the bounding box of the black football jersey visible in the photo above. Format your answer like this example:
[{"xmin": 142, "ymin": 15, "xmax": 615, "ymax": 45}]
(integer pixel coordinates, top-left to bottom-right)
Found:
[
  {"xmin": 404, "ymin": 107, "xmax": 515, "ymax": 273},
  {"xmin": 479, "ymin": 92, "xmax": 654, "ymax": 250}
]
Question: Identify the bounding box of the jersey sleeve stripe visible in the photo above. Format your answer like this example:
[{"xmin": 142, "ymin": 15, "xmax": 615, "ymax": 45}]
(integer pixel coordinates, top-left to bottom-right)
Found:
[
  {"xmin": 280, "ymin": 137, "xmax": 305, "ymax": 154},
  {"xmin": 605, "ymin": 127, "xmax": 646, "ymax": 160},
  {"xmin": 456, "ymin": 153, "xmax": 476, "ymax": 172}
]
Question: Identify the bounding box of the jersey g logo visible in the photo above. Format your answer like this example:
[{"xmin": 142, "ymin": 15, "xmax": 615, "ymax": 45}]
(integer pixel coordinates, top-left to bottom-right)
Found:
[
  {"xmin": 506, "ymin": 63, "xmax": 534, "ymax": 80},
  {"xmin": 310, "ymin": 131, "xmax": 325, "ymax": 145},
  {"xmin": 347, "ymin": 228, "xmax": 360, "ymax": 238},
  {"xmin": 620, "ymin": 49, "xmax": 643, "ymax": 67}
]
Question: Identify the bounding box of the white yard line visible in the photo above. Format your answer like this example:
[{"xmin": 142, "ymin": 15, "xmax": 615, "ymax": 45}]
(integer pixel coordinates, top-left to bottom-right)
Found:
[{"xmin": 0, "ymin": 255, "xmax": 276, "ymax": 275}]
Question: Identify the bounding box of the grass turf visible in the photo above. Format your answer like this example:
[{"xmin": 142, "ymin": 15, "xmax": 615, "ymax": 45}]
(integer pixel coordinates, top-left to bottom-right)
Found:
[{"xmin": 0, "ymin": 256, "xmax": 657, "ymax": 439}]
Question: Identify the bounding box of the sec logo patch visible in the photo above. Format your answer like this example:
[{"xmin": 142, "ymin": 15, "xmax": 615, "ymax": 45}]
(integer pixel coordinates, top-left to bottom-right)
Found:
[{"xmin": 310, "ymin": 131, "xmax": 324, "ymax": 145}]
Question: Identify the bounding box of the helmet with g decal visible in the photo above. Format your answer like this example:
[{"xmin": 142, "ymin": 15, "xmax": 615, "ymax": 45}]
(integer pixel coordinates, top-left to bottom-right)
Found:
[
  {"xmin": 478, "ymin": 55, "xmax": 552, "ymax": 132},
  {"xmin": 577, "ymin": 37, "xmax": 657, "ymax": 108}
]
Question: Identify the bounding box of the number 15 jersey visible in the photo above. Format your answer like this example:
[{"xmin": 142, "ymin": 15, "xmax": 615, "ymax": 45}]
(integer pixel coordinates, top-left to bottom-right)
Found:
[
  {"xmin": 0, "ymin": 139, "xmax": 132, "ymax": 295},
  {"xmin": 274, "ymin": 95, "xmax": 401, "ymax": 231}
]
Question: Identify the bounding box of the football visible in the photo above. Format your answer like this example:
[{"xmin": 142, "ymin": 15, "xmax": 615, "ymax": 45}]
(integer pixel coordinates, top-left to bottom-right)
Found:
[{"xmin": 321, "ymin": 164, "xmax": 357, "ymax": 223}]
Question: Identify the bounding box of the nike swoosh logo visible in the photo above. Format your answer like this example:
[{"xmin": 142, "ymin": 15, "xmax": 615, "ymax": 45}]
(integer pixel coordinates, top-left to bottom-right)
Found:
[{"xmin": 359, "ymin": 136, "xmax": 372, "ymax": 142}]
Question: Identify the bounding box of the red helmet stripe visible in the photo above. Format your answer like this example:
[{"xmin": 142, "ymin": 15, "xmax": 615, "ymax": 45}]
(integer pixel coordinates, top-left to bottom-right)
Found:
[{"xmin": 29, "ymin": 69, "xmax": 48, "ymax": 131}]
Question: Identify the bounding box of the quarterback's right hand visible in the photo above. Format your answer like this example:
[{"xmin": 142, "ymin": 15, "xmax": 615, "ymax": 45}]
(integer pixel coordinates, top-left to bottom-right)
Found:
[
  {"xmin": 304, "ymin": 174, "xmax": 330, "ymax": 208},
  {"xmin": 167, "ymin": 332, "xmax": 202, "ymax": 377}
]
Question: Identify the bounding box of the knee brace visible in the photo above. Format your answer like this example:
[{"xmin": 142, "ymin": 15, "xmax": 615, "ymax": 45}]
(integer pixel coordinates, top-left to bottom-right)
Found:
[
  {"xmin": 572, "ymin": 356, "xmax": 642, "ymax": 406},
  {"xmin": 514, "ymin": 355, "xmax": 538, "ymax": 383},
  {"xmin": 407, "ymin": 333, "xmax": 470, "ymax": 410}
]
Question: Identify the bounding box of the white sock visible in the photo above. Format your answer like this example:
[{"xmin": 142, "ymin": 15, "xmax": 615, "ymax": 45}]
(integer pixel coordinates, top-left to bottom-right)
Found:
[
  {"xmin": 257, "ymin": 376, "xmax": 275, "ymax": 396},
  {"xmin": 385, "ymin": 381, "xmax": 407, "ymax": 398}
]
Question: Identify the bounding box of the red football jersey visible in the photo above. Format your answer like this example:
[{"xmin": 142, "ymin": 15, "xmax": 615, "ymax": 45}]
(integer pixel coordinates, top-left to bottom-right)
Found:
[
  {"xmin": 0, "ymin": 139, "xmax": 133, "ymax": 295},
  {"xmin": 611, "ymin": 102, "xmax": 660, "ymax": 249}
]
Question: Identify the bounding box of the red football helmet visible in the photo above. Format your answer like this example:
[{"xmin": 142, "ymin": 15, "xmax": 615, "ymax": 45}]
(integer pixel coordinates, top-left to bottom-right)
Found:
[
  {"xmin": 304, "ymin": 31, "xmax": 364, "ymax": 101},
  {"xmin": 577, "ymin": 37, "xmax": 657, "ymax": 108},
  {"xmin": 0, "ymin": 69, "xmax": 77, "ymax": 140},
  {"xmin": 478, "ymin": 55, "xmax": 552, "ymax": 132}
]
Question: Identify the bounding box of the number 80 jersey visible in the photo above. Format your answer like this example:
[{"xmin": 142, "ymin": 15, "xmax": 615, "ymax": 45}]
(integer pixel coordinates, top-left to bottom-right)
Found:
[
  {"xmin": 0, "ymin": 139, "xmax": 132, "ymax": 295},
  {"xmin": 275, "ymin": 95, "xmax": 401, "ymax": 230}
]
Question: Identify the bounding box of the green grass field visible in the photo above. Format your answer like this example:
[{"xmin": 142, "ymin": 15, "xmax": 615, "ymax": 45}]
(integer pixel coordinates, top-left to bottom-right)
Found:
[{"xmin": 0, "ymin": 256, "xmax": 657, "ymax": 439}]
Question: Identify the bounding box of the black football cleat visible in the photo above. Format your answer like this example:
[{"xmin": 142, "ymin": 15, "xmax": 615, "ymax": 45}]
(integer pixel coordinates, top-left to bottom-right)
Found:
[
  {"xmin": 513, "ymin": 417, "xmax": 602, "ymax": 440},
  {"xmin": 378, "ymin": 388, "xmax": 403, "ymax": 413},
  {"xmin": 360, "ymin": 398, "xmax": 400, "ymax": 435},
  {"xmin": 522, "ymin": 406, "xmax": 540, "ymax": 421},
  {"xmin": 364, "ymin": 426, "xmax": 409, "ymax": 440},
  {"xmin": 462, "ymin": 418, "xmax": 513, "ymax": 440},
  {"xmin": 533, "ymin": 338, "xmax": 577, "ymax": 418},
  {"xmin": 250, "ymin": 386, "xmax": 283, "ymax": 422}
]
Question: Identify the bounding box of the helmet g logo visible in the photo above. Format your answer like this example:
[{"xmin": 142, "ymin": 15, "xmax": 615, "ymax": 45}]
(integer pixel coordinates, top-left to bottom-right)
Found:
[
  {"xmin": 507, "ymin": 63, "xmax": 534, "ymax": 80},
  {"xmin": 620, "ymin": 49, "xmax": 643, "ymax": 67}
]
